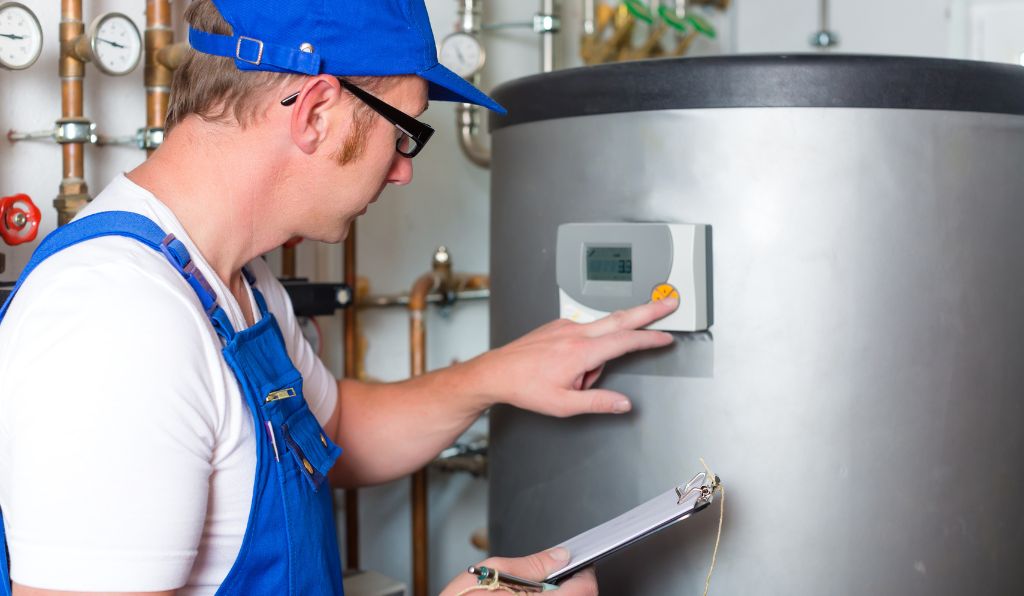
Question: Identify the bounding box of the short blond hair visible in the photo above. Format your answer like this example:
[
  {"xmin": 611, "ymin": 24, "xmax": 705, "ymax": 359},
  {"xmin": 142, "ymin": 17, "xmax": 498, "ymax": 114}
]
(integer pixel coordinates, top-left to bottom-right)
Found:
[
  {"xmin": 165, "ymin": 0, "xmax": 299, "ymax": 131},
  {"xmin": 165, "ymin": 0, "xmax": 403, "ymax": 165}
]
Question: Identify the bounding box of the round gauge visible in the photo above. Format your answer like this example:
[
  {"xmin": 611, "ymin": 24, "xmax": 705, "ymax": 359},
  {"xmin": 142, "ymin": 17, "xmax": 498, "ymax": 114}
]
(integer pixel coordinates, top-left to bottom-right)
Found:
[
  {"xmin": 439, "ymin": 32, "xmax": 485, "ymax": 79},
  {"xmin": 0, "ymin": 2, "xmax": 43, "ymax": 71},
  {"xmin": 88, "ymin": 12, "xmax": 141, "ymax": 76}
]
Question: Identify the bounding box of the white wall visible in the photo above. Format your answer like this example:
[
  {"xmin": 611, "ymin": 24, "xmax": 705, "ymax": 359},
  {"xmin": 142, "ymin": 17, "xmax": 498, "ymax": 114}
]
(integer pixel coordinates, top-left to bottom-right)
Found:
[{"xmin": 2, "ymin": 0, "xmax": 1021, "ymax": 593}]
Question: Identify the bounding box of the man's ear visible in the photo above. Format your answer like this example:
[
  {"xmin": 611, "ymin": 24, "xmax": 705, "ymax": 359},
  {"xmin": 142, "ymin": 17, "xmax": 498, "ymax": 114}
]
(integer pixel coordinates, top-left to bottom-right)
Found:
[{"xmin": 289, "ymin": 76, "xmax": 346, "ymax": 155}]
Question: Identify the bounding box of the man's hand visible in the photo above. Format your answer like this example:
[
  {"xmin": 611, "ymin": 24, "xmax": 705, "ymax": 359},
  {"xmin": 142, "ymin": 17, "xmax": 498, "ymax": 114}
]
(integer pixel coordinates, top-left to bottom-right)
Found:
[
  {"xmin": 469, "ymin": 298, "xmax": 678, "ymax": 417},
  {"xmin": 327, "ymin": 299, "xmax": 677, "ymax": 487},
  {"xmin": 440, "ymin": 548, "xmax": 596, "ymax": 596}
]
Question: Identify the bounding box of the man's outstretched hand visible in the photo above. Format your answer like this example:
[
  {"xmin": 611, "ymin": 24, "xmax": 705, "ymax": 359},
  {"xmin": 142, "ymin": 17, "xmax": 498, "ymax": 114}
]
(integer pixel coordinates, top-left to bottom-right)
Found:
[{"xmin": 469, "ymin": 298, "xmax": 678, "ymax": 417}]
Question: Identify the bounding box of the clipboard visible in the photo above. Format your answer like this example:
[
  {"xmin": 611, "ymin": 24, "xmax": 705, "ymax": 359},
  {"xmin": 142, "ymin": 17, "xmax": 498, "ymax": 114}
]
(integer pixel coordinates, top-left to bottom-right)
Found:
[{"xmin": 544, "ymin": 471, "xmax": 720, "ymax": 584}]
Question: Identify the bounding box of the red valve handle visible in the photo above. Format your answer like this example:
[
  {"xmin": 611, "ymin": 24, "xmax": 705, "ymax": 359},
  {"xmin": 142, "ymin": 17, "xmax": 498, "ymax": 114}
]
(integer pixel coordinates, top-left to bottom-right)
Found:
[{"xmin": 0, "ymin": 194, "xmax": 41, "ymax": 246}]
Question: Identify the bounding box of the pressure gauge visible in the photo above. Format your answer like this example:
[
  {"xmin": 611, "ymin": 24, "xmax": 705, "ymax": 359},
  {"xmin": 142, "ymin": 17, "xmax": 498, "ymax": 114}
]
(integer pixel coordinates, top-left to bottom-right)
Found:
[
  {"xmin": 0, "ymin": 2, "xmax": 43, "ymax": 71},
  {"xmin": 88, "ymin": 12, "xmax": 141, "ymax": 76},
  {"xmin": 439, "ymin": 32, "xmax": 485, "ymax": 79}
]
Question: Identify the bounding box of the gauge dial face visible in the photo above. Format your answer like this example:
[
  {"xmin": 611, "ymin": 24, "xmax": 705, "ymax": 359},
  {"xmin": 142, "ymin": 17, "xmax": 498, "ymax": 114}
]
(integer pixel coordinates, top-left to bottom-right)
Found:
[
  {"xmin": 0, "ymin": 2, "xmax": 43, "ymax": 71},
  {"xmin": 90, "ymin": 13, "xmax": 142, "ymax": 76},
  {"xmin": 439, "ymin": 32, "xmax": 485, "ymax": 79}
]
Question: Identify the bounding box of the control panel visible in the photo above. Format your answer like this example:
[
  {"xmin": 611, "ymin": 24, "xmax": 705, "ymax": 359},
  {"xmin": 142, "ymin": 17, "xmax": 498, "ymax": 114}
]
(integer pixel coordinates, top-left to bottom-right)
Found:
[{"xmin": 556, "ymin": 222, "xmax": 712, "ymax": 331}]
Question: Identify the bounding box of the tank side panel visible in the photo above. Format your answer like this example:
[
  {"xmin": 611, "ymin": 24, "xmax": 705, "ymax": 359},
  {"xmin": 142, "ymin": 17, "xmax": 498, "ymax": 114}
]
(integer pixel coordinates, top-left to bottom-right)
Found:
[{"xmin": 489, "ymin": 107, "xmax": 1024, "ymax": 595}]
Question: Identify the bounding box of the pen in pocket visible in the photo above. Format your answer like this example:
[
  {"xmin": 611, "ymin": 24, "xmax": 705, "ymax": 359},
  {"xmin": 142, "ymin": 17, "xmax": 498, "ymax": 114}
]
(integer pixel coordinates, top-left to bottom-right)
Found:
[{"xmin": 264, "ymin": 421, "xmax": 280, "ymax": 462}]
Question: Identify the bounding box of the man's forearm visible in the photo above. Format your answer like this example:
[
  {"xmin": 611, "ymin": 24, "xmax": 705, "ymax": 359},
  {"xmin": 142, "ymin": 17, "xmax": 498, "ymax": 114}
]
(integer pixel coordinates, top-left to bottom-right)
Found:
[{"xmin": 326, "ymin": 356, "xmax": 493, "ymax": 488}]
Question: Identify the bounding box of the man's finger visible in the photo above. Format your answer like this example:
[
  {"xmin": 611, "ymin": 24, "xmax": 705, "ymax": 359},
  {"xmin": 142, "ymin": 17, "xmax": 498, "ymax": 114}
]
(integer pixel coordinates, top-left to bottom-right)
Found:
[
  {"xmin": 581, "ymin": 364, "xmax": 605, "ymax": 390},
  {"xmin": 556, "ymin": 388, "xmax": 632, "ymax": 416},
  {"xmin": 581, "ymin": 328, "xmax": 674, "ymax": 371},
  {"xmin": 582, "ymin": 297, "xmax": 679, "ymax": 337}
]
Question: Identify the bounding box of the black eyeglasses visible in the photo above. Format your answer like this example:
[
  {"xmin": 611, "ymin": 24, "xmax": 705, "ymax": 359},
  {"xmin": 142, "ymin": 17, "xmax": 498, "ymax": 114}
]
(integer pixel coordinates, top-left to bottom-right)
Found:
[{"xmin": 281, "ymin": 78, "xmax": 434, "ymax": 159}]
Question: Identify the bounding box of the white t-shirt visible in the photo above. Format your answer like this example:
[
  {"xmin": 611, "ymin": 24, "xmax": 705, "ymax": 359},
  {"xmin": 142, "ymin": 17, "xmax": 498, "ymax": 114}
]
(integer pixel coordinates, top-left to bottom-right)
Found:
[{"xmin": 0, "ymin": 175, "xmax": 338, "ymax": 593}]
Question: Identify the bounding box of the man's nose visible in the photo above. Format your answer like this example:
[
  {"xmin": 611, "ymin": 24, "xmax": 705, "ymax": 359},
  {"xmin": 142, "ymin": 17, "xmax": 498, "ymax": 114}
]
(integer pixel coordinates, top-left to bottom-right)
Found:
[{"xmin": 387, "ymin": 154, "xmax": 414, "ymax": 186}]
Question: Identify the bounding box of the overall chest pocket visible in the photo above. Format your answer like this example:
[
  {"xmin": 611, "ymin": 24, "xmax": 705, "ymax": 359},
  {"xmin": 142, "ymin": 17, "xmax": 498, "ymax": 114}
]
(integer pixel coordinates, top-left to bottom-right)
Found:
[{"xmin": 280, "ymin": 402, "xmax": 342, "ymax": 491}]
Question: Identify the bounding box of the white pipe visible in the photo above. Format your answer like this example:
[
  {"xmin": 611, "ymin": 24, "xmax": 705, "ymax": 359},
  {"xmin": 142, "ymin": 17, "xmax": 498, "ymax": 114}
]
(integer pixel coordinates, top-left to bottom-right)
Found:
[
  {"xmin": 583, "ymin": 0, "xmax": 596, "ymax": 36},
  {"xmin": 454, "ymin": 0, "xmax": 490, "ymax": 168},
  {"xmin": 540, "ymin": 0, "xmax": 557, "ymax": 73},
  {"xmin": 456, "ymin": 102, "xmax": 490, "ymax": 168}
]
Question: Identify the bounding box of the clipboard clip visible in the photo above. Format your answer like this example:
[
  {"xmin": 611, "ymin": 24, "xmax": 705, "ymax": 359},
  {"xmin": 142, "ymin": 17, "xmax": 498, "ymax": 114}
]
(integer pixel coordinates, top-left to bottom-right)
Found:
[{"xmin": 675, "ymin": 471, "xmax": 721, "ymax": 507}]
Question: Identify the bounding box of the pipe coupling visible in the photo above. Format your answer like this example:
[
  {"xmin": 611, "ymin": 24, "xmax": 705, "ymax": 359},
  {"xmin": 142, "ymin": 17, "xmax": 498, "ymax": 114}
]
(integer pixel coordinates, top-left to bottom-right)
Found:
[{"xmin": 53, "ymin": 194, "xmax": 91, "ymax": 227}]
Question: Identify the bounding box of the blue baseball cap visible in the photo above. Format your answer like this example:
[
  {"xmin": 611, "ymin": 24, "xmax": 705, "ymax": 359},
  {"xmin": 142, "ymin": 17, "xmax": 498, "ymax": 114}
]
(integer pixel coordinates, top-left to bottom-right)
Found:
[{"xmin": 189, "ymin": 0, "xmax": 506, "ymax": 114}]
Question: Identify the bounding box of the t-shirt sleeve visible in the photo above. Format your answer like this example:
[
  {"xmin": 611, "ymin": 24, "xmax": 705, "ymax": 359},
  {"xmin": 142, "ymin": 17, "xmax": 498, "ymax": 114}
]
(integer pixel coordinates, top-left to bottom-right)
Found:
[
  {"xmin": 0, "ymin": 254, "xmax": 221, "ymax": 591},
  {"xmin": 246, "ymin": 257, "xmax": 338, "ymax": 425}
]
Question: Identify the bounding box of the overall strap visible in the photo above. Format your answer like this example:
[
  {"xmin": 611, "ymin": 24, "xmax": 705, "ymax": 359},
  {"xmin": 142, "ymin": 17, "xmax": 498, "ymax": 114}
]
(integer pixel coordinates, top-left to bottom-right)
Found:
[
  {"xmin": 241, "ymin": 266, "xmax": 271, "ymax": 317},
  {"xmin": 0, "ymin": 211, "xmax": 237, "ymax": 341}
]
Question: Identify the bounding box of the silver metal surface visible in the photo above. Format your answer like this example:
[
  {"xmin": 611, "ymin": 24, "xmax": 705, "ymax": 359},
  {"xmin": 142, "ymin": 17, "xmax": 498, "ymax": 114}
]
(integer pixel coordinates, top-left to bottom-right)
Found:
[
  {"xmin": 539, "ymin": 0, "xmax": 559, "ymax": 72},
  {"xmin": 489, "ymin": 106, "xmax": 1024, "ymax": 593},
  {"xmin": 811, "ymin": 0, "xmax": 839, "ymax": 49},
  {"xmin": 8, "ymin": 119, "xmax": 97, "ymax": 145}
]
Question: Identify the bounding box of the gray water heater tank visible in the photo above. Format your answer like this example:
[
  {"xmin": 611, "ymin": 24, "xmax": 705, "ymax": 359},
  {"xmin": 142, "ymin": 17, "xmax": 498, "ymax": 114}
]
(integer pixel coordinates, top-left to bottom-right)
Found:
[{"xmin": 486, "ymin": 55, "xmax": 1024, "ymax": 594}]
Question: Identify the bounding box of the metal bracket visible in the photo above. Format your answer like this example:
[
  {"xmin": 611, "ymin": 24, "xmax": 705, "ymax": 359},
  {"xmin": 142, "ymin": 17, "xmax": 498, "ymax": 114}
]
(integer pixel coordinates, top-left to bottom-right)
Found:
[
  {"xmin": 137, "ymin": 127, "xmax": 165, "ymax": 150},
  {"xmin": 8, "ymin": 119, "xmax": 97, "ymax": 144},
  {"xmin": 533, "ymin": 13, "xmax": 561, "ymax": 33},
  {"xmin": 54, "ymin": 119, "xmax": 98, "ymax": 144}
]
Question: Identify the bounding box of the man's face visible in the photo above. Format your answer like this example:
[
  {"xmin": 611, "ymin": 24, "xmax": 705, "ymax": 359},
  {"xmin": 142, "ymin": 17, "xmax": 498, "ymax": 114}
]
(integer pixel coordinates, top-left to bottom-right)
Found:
[{"xmin": 301, "ymin": 76, "xmax": 429, "ymax": 244}]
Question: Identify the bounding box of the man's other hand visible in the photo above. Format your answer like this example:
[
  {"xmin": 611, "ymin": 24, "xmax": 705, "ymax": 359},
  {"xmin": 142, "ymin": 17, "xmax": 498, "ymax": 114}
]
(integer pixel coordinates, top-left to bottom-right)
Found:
[
  {"xmin": 471, "ymin": 298, "xmax": 678, "ymax": 417},
  {"xmin": 439, "ymin": 548, "xmax": 596, "ymax": 596}
]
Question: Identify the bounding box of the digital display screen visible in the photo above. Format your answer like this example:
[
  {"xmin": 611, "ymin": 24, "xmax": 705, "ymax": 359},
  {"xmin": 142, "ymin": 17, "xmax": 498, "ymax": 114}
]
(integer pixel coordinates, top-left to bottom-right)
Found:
[{"xmin": 586, "ymin": 246, "xmax": 633, "ymax": 282}]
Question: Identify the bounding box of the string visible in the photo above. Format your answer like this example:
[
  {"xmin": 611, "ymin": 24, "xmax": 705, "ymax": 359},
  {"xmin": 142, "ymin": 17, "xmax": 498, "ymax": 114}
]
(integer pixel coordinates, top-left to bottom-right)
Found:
[
  {"xmin": 455, "ymin": 569, "xmax": 524, "ymax": 596},
  {"xmin": 699, "ymin": 457, "xmax": 724, "ymax": 596}
]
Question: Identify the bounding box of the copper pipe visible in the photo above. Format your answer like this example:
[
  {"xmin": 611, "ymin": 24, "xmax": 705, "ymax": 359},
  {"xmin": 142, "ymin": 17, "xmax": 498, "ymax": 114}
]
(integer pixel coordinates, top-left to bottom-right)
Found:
[
  {"xmin": 282, "ymin": 245, "xmax": 297, "ymax": 278},
  {"xmin": 56, "ymin": 0, "xmax": 88, "ymax": 227},
  {"xmin": 343, "ymin": 226, "xmax": 360, "ymax": 570},
  {"xmin": 409, "ymin": 274, "xmax": 436, "ymax": 596},
  {"xmin": 156, "ymin": 42, "xmax": 189, "ymax": 71},
  {"xmin": 145, "ymin": 0, "xmax": 173, "ymax": 157},
  {"xmin": 409, "ymin": 247, "xmax": 452, "ymax": 596}
]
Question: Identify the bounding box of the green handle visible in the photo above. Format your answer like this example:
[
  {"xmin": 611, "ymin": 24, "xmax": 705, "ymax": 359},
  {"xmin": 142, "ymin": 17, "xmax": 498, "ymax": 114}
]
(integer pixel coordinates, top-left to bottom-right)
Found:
[
  {"xmin": 686, "ymin": 13, "xmax": 716, "ymax": 38},
  {"xmin": 657, "ymin": 5, "xmax": 688, "ymax": 32},
  {"xmin": 623, "ymin": 0, "xmax": 654, "ymax": 24},
  {"xmin": 657, "ymin": 5, "xmax": 717, "ymax": 39}
]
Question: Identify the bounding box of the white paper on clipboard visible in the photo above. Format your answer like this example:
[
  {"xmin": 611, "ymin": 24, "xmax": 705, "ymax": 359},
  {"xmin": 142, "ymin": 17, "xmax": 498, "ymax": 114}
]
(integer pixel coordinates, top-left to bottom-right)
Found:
[{"xmin": 544, "ymin": 471, "xmax": 719, "ymax": 584}]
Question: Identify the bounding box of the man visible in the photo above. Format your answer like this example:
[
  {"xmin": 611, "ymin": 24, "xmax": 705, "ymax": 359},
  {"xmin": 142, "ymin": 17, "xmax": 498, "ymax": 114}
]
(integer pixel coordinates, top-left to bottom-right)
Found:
[{"xmin": 0, "ymin": 1, "xmax": 677, "ymax": 594}]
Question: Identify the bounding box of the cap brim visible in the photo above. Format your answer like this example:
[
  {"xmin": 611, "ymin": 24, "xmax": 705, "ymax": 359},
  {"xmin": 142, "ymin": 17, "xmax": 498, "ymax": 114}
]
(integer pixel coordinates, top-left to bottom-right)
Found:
[{"xmin": 418, "ymin": 63, "xmax": 507, "ymax": 115}]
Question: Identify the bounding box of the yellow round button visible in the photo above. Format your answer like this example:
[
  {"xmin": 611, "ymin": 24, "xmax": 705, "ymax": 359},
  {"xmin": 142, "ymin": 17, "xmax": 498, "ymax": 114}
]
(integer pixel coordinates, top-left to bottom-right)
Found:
[{"xmin": 651, "ymin": 283, "xmax": 680, "ymax": 303}]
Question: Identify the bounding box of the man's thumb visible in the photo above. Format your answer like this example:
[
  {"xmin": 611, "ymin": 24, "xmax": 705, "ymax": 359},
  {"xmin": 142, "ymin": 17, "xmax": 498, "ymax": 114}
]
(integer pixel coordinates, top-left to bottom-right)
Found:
[{"xmin": 491, "ymin": 547, "xmax": 571, "ymax": 581}]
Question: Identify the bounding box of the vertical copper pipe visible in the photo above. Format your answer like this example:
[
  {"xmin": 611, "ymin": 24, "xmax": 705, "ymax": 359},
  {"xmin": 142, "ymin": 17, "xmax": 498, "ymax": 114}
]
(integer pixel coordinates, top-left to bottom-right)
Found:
[
  {"xmin": 408, "ymin": 248, "xmax": 450, "ymax": 596},
  {"xmin": 56, "ymin": 0, "xmax": 88, "ymax": 227},
  {"xmin": 408, "ymin": 272, "xmax": 436, "ymax": 596},
  {"xmin": 343, "ymin": 226, "xmax": 360, "ymax": 570},
  {"xmin": 282, "ymin": 245, "xmax": 297, "ymax": 278},
  {"xmin": 145, "ymin": 0, "xmax": 173, "ymax": 157}
]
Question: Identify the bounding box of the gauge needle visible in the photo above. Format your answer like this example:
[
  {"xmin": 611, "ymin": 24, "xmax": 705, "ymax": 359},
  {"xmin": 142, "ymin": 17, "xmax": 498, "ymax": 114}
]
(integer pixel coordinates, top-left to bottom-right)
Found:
[
  {"xmin": 96, "ymin": 37, "xmax": 126, "ymax": 49},
  {"xmin": 0, "ymin": 33, "xmax": 25, "ymax": 40}
]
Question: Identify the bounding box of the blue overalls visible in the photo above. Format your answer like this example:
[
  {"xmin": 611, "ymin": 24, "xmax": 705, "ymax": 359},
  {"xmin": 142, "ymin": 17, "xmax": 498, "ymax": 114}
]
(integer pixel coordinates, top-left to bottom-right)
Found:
[{"xmin": 0, "ymin": 211, "xmax": 345, "ymax": 594}]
